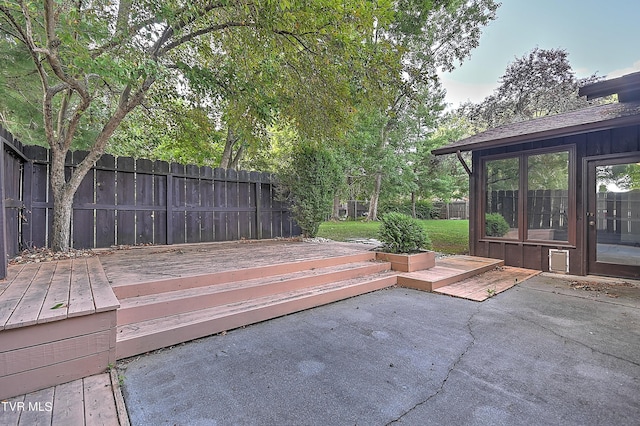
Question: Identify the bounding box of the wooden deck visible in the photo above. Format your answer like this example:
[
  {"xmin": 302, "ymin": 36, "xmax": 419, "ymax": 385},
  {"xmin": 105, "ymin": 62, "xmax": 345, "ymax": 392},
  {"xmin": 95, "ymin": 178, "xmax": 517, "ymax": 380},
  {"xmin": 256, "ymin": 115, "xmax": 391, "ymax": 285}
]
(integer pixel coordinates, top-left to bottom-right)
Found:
[
  {"xmin": 433, "ymin": 266, "xmax": 541, "ymax": 301},
  {"xmin": 1, "ymin": 257, "xmax": 119, "ymax": 329},
  {"xmin": 0, "ymin": 371, "xmax": 129, "ymax": 426},
  {"xmin": 0, "ymin": 240, "xmax": 379, "ymax": 399},
  {"xmin": 397, "ymin": 256, "xmax": 540, "ymax": 301},
  {"xmin": 0, "ymin": 258, "xmax": 119, "ymax": 400}
]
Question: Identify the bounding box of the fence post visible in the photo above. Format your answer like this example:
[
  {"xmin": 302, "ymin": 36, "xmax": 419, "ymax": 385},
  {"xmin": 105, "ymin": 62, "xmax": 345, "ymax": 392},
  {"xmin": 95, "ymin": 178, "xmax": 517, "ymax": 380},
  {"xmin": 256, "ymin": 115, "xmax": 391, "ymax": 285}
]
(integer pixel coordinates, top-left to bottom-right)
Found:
[
  {"xmin": 21, "ymin": 160, "xmax": 33, "ymax": 250},
  {"xmin": 0, "ymin": 141, "xmax": 7, "ymax": 279}
]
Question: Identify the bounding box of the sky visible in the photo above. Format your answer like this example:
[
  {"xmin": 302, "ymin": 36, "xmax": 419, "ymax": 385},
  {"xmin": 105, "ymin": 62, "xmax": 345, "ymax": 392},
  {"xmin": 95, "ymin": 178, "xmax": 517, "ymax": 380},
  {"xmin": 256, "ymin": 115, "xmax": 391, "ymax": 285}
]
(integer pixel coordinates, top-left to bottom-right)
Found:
[{"xmin": 439, "ymin": 0, "xmax": 640, "ymax": 108}]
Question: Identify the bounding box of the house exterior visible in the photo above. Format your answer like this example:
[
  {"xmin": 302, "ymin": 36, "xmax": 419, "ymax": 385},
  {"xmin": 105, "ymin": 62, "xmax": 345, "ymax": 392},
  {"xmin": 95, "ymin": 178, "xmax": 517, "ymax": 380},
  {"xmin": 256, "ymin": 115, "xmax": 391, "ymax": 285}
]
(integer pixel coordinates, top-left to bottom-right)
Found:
[{"xmin": 432, "ymin": 72, "xmax": 640, "ymax": 279}]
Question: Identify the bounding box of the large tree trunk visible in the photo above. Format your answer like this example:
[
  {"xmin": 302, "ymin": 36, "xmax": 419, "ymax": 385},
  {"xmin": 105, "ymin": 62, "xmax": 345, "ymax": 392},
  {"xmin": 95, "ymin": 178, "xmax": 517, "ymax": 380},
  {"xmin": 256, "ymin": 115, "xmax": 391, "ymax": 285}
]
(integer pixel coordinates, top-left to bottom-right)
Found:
[
  {"xmin": 220, "ymin": 128, "xmax": 243, "ymax": 169},
  {"xmin": 48, "ymin": 96, "xmax": 143, "ymax": 252},
  {"xmin": 331, "ymin": 195, "xmax": 341, "ymax": 220},
  {"xmin": 367, "ymin": 118, "xmax": 393, "ymax": 221},
  {"xmin": 368, "ymin": 171, "xmax": 382, "ymax": 221},
  {"xmin": 50, "ymin": 189, "xmax": 74, "ymax": 252}
]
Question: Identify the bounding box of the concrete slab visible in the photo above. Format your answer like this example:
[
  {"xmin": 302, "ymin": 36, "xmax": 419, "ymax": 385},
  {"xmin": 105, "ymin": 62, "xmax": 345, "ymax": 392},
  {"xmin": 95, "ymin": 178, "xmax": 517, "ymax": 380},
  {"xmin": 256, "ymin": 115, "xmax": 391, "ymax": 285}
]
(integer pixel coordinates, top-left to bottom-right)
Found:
[{"xmin": 120, "ymin": 274, "xmax": 640, "ymax": 425}]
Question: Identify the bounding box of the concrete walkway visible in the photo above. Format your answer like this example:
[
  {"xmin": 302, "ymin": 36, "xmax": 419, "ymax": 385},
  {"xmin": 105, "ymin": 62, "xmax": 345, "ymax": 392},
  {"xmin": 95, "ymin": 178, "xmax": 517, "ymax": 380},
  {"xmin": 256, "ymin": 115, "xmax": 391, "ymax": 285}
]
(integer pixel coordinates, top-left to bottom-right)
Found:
[{"xmin": 120, "ymin": 274, "xmax": 640, "ymax": 425}]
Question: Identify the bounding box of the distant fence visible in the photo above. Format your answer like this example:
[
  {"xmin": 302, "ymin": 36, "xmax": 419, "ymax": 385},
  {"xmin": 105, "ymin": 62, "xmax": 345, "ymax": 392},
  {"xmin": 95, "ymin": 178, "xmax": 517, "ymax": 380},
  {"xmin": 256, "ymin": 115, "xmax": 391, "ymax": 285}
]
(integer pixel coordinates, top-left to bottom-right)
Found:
[
  {"xmin": 487, "ymin": 190, "xmax": 569, "ymax": 229},
  {"xmin": 596, "ymin": 190, "xmax": 640, "ymax": 245},
  {"xmin": 0, "ymin": 126, "xmax": 300, "ymax": 277},
  {"xmin": 487, "ymin": 189, "xmax": 640, "ymax": 244},
  {"xmin": 433, "ymin": 201, "xmax": 469, "ymax": 220}
]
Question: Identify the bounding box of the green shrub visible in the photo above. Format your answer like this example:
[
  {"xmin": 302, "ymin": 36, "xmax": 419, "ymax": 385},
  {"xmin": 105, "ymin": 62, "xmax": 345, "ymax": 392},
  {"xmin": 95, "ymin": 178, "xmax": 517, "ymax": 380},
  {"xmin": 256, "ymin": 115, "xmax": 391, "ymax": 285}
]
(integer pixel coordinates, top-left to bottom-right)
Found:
[
  {"xmin": 485, "ymin": 213, "xmax": 510, "ymax": 237},
  {"xmin": 277, "ymin": 142, "xmax": 342, "ymax": 238},
  {"xmin": 378, "ymin": 199, "xmax": 435, "ymax": 219},
  {"xmin": 378, "ymin": 212, "xmax": 432, "ymax": 253}
]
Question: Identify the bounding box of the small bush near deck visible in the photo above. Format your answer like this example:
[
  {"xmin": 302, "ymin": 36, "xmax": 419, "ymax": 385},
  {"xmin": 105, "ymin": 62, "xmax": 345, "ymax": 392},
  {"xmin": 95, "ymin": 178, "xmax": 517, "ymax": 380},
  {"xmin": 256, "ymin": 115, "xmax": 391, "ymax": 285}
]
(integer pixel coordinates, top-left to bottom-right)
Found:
[
  {"xmin": 378, "ymin": 212, "xmax": 432, "ymax": 254},
  {"xmin": 485, "ymin": 213, "xmax": 510, "ymax": 237}
]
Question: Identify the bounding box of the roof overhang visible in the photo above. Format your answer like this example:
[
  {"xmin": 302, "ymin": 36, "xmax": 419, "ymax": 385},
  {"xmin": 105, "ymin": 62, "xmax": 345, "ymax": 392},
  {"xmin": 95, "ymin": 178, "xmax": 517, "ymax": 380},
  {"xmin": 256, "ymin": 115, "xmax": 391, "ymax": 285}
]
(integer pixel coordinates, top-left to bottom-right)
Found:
[
  {"xmin": 433, "ymin": 71, "xmax": 640, "ymax": 157},
  {"xmin": 578, "ymin": 71, "xmax": 640, "ymax": 102},
  {"xmin": 432, "ymin": 111, "xmax": 640, "ymax": 155},
  {"xmin": 431, "ymin": 102, "xmax": 640, "ymax": 155}
]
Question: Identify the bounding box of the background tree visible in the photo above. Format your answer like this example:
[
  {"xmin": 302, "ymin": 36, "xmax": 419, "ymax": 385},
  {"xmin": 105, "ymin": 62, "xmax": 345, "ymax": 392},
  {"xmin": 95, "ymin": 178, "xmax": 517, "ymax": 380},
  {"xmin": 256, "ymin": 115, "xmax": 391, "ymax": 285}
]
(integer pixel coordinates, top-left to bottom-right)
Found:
[
  {"xmin": 461, "ymin": 47, "xmax": 611, "ymax": 131},
  {"xmin": 413, "ymin": 111, "xmax": 472, "ymax": 203},
  {"xmin": 358, "ymin": 0, "xmax": 499, "ymax": 220},
  {"xmin": 0, "ymin": 0, "xmax": 389, "ymax": 251}
]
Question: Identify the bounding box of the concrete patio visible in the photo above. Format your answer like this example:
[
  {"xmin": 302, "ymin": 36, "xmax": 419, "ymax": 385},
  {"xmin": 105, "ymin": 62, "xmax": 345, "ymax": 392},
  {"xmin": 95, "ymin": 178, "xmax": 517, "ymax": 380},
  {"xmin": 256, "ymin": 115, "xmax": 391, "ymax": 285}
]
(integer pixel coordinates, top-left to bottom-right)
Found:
[{"xmin": 120, "ymin": 273, "xmax": 640, "ymax": 425}]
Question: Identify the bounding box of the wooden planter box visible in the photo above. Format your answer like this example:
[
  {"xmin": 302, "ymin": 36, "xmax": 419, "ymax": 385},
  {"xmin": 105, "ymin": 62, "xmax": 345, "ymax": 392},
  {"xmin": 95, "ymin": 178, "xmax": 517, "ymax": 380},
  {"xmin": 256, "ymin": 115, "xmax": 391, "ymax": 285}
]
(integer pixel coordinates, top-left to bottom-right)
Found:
[{"xmin": 375, "ymin": 251, "xmax": 436, "ymax": 272}]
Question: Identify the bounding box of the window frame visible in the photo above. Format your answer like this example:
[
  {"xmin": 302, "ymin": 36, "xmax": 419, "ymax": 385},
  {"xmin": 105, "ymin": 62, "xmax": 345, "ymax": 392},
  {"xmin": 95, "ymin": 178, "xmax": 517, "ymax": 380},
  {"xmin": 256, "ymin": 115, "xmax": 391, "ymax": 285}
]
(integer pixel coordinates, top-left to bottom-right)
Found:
[{"xmin": 480, "ymin": 145, "xmax": 576, "ymax": 245}]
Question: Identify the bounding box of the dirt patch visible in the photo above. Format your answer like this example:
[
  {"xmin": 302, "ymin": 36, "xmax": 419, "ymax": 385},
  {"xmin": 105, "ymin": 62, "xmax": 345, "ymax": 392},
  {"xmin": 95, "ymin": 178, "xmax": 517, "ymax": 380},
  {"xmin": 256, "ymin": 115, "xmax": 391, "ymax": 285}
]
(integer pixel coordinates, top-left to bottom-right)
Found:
[
  {"xmin": 9, "ymin": 247, "xmax": 100, "ymax": 265},
  {"xmin": 569, "ymin": 280, "xmax": 637, "ymax": 299}
]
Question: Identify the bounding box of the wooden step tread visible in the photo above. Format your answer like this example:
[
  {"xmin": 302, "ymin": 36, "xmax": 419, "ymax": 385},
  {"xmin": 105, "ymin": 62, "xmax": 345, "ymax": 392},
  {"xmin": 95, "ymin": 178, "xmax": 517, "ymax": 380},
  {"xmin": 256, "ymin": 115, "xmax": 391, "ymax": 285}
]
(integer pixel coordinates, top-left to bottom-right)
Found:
[
  {"xmin": 111, "ymin": 252, "xmax": 377, "ymax": 299},
  {"xmin": 397, "ymin": 256, "xmax": 504, "ymax": 292},
  {"xmin": 117, "ymin": 271, "xmax": 397, "ymax": 342},
  {"xmin": 119, "ymin": 261, "xmax": 387, "ymax": 307},
  {"xmin": 116, "ymin": 261, "xmax": 391, "ymax": 326}
]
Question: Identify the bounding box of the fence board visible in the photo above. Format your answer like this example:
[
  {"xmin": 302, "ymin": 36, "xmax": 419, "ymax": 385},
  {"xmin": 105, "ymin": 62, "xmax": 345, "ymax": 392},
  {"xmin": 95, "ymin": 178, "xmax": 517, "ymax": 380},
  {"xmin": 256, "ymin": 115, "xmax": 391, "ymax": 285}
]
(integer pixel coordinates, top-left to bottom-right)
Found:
[
  {"xmin": 226, "ymin": 170, "xmax": 239, "ymax": 241},
  {"xmin": 95, "ymin": 156, "xmax": 116, "ymax": 247},
  {"xmin": 185, "ymin": 165, "xmax": 200, "ymax": 243},
  {"xmin": 214, "ymin": 170, "xmax": 227, "ymax": 241},
  {"xmin": 31, "ymin": 160, "xmax": 49, "ymax": 248},
  {"xmin": 0, "ymin": 141, "xmax": 7, "ymax": 279},
  {"xmin": 260, "ymin": 182, "xmax": 273, "ymax": 239},
  {"xmin": 154, "ymin": 162, "xmax": 168, "ymax": 245},
  {"xmin": 3, "ymin": 146, "xmax": 22, "ymax": 256},
  {"xmin": 116, "ymin": 158, "xmax": 136, "ymax": 245},
  {"xmin": 73, "ymin": 170, "xmax": 95, "ymax": 249},
  {"xmin": 135, "ymin": 159, "xmax": 154, "ymax": 244},
  {"xmin": 200, "ymin": 167, "xmax": 214, "ymax": 242},
  {"xmin": 238, "ymin": 178, "xmax": 251, "ymax": 239}
]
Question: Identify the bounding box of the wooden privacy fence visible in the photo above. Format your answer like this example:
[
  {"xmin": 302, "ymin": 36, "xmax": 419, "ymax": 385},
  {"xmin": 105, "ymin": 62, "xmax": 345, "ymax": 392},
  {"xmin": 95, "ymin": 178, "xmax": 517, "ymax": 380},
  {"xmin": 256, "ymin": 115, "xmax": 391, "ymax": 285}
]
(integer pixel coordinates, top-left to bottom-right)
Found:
[
  {"xmin": 596, "ymin": 190, "xmax": 640, "ymax": 245},
  {"xmin": 487, "ymin": 190, "xmax": 569, "ymax": 229},
  {"xmin": 433, "ymin": 201, "xmax": 469, "ymax": 220},
  {"xmin": 0, "ymin": 127, "xmax": 300, "ymax": 278}
]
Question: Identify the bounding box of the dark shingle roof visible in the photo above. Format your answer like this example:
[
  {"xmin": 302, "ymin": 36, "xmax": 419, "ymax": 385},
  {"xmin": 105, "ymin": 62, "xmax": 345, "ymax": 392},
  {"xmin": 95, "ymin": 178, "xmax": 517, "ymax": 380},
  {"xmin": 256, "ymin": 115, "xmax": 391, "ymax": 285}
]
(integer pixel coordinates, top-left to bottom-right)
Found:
[{"xmin": 432, "ymin": 101, "xmax": 640, "ymax": 155}]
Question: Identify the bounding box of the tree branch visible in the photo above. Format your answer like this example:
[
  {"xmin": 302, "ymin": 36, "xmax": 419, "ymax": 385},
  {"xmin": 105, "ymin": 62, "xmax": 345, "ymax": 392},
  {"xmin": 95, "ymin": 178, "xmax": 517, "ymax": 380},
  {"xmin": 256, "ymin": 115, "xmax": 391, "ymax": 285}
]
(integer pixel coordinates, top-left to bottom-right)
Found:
[{"xmin": 159, "ymin": 22, "xmax": 250, "ymax": 55}]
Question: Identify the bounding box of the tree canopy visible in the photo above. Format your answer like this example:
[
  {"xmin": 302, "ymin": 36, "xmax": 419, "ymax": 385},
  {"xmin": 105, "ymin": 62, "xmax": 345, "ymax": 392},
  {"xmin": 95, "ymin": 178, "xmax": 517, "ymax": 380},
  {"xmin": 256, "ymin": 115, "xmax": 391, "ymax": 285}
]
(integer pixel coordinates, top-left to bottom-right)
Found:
[
  {"xmin": 0, "ymin": 0, "xmax": 398, "ymax": 250},
  {"xmin": 460, "ymin": 47, "xmax": 611, "ymax": 131},
  {"xmin": 0, "ymin": 0, "xmax": 502, "ymax": 250}
]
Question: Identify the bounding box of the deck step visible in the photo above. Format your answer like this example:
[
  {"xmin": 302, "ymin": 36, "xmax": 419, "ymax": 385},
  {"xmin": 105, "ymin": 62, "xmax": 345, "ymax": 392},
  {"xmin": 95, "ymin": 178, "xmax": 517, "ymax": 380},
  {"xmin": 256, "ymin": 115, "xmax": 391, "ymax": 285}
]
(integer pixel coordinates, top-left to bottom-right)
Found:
[
  {"xmin": 116, "ymin": 271, "xmax": 397, "ymax": 359},
  {"xmin": 117, "ymin": 261, "xmax": 390, "ymax": 326},
  {"xmin": 397, "ymin": 256, "xmax": 504, "ymax": 292},
  {"xmin": 111, "ymin": 252, "xmax": 377, "ymax": 299}
]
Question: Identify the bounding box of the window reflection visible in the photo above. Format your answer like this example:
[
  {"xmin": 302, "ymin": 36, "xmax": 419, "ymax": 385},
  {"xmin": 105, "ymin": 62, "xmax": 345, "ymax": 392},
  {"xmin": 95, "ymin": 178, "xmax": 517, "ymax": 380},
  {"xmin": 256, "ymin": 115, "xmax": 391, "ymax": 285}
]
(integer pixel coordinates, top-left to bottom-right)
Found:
[
  {"xmin": 595, "ymin": 163, "xmax": 640, "ymax": 266},
  {"xmin": 526, "ymin": 152, "xmax": 569, "ymax": 241},
  {"xmin": 485, "ymin": 157, "xmax": 519, "ymax": 238}
]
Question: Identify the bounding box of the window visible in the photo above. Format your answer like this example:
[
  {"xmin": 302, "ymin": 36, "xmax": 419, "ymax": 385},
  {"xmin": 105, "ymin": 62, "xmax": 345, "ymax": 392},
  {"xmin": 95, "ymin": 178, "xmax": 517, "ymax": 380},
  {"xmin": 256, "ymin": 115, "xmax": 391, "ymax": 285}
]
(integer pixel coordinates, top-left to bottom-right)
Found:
[
  {"xmin": 485, "ymin": 157, "xmax": 519, "ymax": 238},
  {"xmin": 526, "ymin": 152, "xmax": 569, "ymax": 241},
  {"xmin": 483, "ymin": 148, "xmax": 572, "ymax": 243}
]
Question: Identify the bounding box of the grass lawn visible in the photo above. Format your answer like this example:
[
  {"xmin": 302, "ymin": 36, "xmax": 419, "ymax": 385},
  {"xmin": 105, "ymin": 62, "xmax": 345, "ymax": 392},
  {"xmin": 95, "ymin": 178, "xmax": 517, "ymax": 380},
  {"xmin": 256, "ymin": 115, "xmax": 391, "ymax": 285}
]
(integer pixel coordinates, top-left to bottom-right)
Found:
[{"xmin": 317, "ymin": 219, "xmax": 469, "ymax": 255}]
